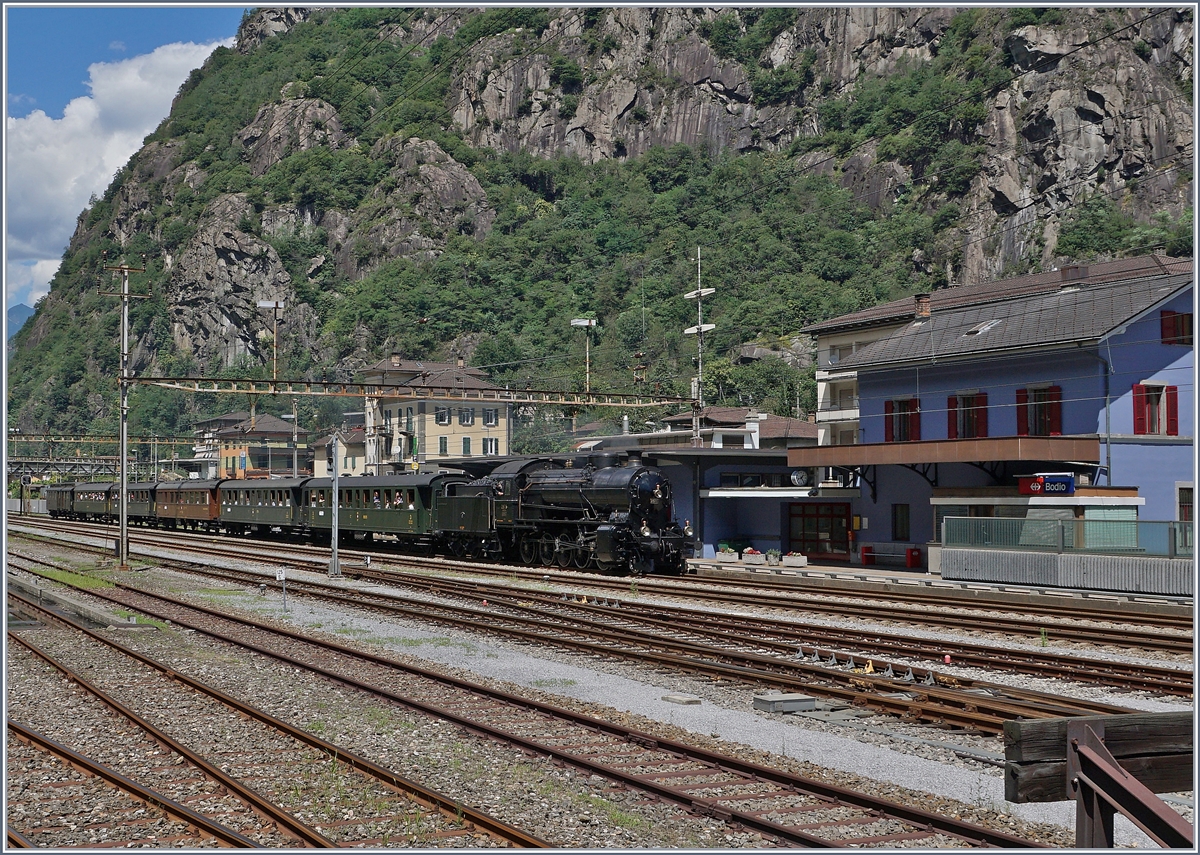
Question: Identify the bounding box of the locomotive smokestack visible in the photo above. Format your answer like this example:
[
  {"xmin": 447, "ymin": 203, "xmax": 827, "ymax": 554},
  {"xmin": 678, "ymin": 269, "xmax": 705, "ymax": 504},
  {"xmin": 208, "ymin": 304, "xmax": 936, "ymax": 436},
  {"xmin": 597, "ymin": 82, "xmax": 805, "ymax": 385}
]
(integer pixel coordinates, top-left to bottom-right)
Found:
[
  {"xmin": 622, "ymin": 415, "xmax": 629, "ymax": 434},
  {"xmin": 625, "ymin": 451, "xmax": 642, "ymax": 467}
]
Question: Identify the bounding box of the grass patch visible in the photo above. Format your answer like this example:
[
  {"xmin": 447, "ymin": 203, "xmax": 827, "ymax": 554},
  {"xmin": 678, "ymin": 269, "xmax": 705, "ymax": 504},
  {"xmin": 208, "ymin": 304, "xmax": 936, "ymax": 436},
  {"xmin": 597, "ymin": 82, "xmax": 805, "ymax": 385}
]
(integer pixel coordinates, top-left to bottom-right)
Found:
[
  {"xmin": 33, "ymin": 568, "xmax": 113, "ymax": 589},
  {"xmin": 113, "ymin": 609, "xmax": 169, "ymax": 629},
  {"xmin": 583, "ymin": 794, "xmax": 650, "ymax": 830},
  {"xmin": 386, "ymin": 636, "xmax": 475, "ymax": 651},
  {"xmin": 530, "ymin": 678, "xmax": 577, "ymax": 689}
]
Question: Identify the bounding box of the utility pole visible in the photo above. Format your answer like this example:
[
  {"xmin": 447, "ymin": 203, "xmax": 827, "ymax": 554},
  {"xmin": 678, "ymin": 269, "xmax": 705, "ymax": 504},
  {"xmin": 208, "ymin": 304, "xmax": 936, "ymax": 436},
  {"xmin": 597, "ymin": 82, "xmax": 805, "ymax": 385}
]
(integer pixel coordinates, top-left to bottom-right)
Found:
[
  {"xmin": 329, "ymin": 432, "xmax": 341, "ymax": 577},
  {"xmin": 684, "ymin": 246, "xmax": 715, "ymax": 447},
  {"xmin": 570, "ymin": 318, "xmax": 597, "ymax": 393},
  {"xmin": 101, "ymin": 254, "xmax": 148, "ymax": 571}
]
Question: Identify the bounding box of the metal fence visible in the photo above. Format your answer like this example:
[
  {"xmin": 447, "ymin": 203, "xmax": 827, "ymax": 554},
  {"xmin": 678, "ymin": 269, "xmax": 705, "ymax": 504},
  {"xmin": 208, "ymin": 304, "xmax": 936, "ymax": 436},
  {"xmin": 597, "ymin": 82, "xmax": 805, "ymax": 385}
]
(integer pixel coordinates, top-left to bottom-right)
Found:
[{"xmin": 943, "ymin": 517, "xmax": 1193, "ymax": 559}]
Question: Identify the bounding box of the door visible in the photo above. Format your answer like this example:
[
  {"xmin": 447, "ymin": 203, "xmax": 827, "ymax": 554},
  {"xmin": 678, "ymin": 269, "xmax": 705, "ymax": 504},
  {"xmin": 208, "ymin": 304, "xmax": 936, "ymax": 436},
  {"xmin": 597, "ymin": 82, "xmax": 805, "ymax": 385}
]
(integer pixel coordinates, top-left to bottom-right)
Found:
[{"xmin": 789, "ymin": 502, "xmax": 852, "ymax": 561}]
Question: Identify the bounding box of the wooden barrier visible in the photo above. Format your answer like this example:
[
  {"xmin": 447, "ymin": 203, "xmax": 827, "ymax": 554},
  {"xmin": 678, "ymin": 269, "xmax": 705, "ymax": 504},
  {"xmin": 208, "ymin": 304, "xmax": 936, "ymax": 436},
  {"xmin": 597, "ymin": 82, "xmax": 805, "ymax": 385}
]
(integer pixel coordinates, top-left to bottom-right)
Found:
[{"xmin": 1004, "ymin": 711, "xmax": 1193, "ymax": 803}]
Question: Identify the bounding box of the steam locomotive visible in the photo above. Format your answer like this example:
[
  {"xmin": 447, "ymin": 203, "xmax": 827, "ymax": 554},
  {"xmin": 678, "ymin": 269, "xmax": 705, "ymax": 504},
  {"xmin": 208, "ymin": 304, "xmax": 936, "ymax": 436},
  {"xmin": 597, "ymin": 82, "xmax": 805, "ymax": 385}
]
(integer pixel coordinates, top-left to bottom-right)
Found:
[{"xmin": 44, "ymin": 452, "xmax": 694, "ymax": 575}]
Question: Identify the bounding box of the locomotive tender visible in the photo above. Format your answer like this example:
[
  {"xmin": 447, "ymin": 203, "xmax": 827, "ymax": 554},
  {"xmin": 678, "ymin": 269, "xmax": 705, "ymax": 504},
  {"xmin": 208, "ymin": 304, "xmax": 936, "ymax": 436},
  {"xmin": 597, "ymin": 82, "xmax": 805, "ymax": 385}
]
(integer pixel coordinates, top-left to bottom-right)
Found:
[{"xmin": 46, "ymin": 453, "xmax": 693, "ymax": 575}]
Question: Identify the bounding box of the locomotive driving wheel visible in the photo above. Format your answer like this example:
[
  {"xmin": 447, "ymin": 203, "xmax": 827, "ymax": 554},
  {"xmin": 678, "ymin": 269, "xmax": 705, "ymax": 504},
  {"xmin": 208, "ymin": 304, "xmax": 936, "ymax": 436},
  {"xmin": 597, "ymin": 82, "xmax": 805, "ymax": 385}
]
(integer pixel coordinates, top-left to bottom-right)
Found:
[
  {"xmin": 538, "ymin": 537, "xmax": 556, "ymax": 566},
  {"xmin": 518, "ymin": 536, "xmax": 538, "ymax": 565}
]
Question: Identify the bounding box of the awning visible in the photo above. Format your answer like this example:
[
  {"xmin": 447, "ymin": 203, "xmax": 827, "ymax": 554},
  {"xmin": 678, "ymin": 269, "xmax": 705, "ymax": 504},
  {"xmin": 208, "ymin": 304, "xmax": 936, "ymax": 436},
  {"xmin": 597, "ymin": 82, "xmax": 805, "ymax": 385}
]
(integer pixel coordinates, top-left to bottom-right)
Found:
[{"xmin": 788, "ymin": 436, "xmax": 1101, "ymax": 468}]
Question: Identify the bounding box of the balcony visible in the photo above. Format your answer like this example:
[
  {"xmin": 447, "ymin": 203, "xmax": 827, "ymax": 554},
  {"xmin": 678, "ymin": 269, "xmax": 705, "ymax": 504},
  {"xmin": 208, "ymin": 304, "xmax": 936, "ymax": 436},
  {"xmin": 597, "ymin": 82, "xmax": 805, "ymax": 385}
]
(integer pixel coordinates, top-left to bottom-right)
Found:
[{"xmin": 815, "ymin": 397, "xmax": 859, "ymax": 424}]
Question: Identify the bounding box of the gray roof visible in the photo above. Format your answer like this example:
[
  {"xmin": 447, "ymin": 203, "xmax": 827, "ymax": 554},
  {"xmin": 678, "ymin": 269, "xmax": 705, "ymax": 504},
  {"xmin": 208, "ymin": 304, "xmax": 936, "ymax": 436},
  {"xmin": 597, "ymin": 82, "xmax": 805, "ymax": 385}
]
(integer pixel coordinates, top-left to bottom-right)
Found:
[
  {"xmin": 802, "ymin": 254, "xmax": 1191, "ymax": 335},
  {"xmin": 838, "ymin": 271, "xmax": 1192, "ymax": 370}
]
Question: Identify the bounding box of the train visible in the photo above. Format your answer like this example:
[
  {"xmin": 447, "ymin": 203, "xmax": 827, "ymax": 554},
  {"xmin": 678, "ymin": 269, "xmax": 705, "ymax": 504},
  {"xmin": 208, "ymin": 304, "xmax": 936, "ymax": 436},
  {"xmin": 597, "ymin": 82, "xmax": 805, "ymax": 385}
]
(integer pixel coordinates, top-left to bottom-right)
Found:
[{"xmin": 43, "ymin": 452, "xmax": 694, "ymax": 575}]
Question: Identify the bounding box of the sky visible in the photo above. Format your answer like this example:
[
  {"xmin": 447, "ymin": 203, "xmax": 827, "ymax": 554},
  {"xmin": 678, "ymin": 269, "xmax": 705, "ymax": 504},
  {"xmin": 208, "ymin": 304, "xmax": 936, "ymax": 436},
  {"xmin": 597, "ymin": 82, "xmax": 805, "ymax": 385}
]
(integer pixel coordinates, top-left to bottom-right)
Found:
[{"xmin": 5, "ymin": 5, "xmax": 247, "ymax": 310}]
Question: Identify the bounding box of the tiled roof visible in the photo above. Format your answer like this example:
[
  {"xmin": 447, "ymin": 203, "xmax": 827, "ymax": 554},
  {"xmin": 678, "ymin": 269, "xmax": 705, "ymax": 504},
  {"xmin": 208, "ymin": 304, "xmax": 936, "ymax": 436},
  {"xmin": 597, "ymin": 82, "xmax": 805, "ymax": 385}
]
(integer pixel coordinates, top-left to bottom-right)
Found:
[
  {"xmin": 217, "ymin": 414, "xmax": 307, "ymax": 437},
  {"xmin": 757, "ymin": 416, "xmax": 819, "ymax": 440},
  {"xmin": 838, "ymin": 271, "xmax": 1192, "ymax": 370},
  {"xmin": 802, "ymin": 254, "xmax": 1191, "ymax": 335},
  {"xmin": 366, "ymin": 355, "xmax": 490, "ymax": 377},
  {"xmin": 662, "ymin": 406, "xmax": 817, "ymax": 439}
]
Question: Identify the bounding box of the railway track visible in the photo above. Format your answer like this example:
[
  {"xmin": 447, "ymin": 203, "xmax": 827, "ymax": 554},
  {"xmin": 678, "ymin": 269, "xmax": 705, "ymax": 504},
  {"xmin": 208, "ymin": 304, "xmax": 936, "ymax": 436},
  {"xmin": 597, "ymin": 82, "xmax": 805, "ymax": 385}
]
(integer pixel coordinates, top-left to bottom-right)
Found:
[
  {"xmin": 7, "ymin": 721, "xmax": 263, "ymax": 849},
  {"xmin": 13, "ymin": 519, "xmax": 1193, "ymax": 651},
  {"xmin": 7, "ymin": 597, "xmax": 548, "ymax": 848},
  {"xmin": 6, "ymin": 577, "xmax": 1043, "ymax": 847},
  {"xmin": 10, "ymin": 552, "xmax": 1144, "ymax": 735}
]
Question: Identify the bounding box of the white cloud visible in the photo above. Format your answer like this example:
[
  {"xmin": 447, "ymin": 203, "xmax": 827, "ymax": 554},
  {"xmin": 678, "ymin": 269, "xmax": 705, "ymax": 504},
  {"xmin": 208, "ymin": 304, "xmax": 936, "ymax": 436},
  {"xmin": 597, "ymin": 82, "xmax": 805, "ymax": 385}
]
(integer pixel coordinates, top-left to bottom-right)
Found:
[
  {"xmin": 5, "ymin": 38, "xmax": 233, "ymax": 308},
  {"xmin": 5, "ymin": 259, "xmax": 61, "ymax": 308}
]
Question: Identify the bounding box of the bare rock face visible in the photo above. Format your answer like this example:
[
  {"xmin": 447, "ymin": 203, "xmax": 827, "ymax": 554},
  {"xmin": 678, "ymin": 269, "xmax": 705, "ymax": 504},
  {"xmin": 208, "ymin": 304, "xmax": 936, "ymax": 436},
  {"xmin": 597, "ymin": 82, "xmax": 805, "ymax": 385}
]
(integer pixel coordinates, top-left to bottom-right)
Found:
[
  {"xmin": 330, "ymin": 137, "xmax": 496, "ymax": 278},
  {"xmin": 235, "ymin": 98, "xmax": 355, "ymax": 176},
  {"xmin": 166, "ymin": 194, "xmax": 323, "ymax": 370},
  {"xmin": 236, "ymin": 8, "xmax": 311, "ymax": 54}
]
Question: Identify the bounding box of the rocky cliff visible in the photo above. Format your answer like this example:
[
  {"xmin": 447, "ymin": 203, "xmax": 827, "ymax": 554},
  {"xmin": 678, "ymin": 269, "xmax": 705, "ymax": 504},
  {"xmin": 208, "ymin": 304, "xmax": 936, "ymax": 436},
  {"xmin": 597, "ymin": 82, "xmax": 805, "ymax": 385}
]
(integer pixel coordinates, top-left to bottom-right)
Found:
[{"xmin": 8, "ymin": 6, "xmax": 1193, "ymax": 435}]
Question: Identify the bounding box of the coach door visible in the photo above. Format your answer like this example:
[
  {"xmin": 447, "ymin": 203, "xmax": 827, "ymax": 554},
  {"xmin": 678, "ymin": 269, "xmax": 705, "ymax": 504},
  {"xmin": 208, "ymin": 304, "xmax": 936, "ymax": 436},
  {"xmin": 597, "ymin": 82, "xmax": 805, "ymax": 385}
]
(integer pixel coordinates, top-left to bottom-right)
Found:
[{"xmin": 788, "ymin": 502, "xmax": 851, "ymax": 561}]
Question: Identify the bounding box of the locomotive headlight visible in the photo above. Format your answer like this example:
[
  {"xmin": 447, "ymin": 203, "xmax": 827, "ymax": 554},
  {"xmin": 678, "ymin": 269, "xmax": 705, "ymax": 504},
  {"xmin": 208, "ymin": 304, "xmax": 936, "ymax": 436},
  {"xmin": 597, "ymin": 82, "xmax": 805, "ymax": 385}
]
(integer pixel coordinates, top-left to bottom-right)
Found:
[
  {"xmin": 683, "ymin": 523, "xmax": 694, "ymax": 537},
  {"xmin": 640, "ymin": 521, "xmax": 652, "ymax": 537},
  {"xmin": 653, "ymin": 484, "xmax": 663, "ymax": 498}
]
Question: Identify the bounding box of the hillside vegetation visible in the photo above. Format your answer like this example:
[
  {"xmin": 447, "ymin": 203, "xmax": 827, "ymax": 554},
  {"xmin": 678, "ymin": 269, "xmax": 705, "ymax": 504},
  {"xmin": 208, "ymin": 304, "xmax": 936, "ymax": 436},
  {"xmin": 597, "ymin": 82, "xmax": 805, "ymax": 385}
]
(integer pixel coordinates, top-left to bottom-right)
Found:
[{"xmin": 7, "ymin": 6, "xmax": 1191, "ymax": 450}]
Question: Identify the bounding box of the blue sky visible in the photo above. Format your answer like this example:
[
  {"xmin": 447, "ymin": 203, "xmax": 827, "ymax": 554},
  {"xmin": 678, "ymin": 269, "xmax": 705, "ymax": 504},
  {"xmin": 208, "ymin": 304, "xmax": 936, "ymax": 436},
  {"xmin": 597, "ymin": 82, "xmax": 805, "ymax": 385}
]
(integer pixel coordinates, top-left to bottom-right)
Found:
[{"xmin": 5, "ymin": 5, "xmax": 246, "ymax": 311}]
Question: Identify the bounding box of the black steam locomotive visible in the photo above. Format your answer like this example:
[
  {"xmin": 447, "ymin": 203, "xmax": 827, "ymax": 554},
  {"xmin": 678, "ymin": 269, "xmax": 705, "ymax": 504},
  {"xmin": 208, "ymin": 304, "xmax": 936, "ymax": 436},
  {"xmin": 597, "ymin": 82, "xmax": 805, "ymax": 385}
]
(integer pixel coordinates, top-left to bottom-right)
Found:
[
  {"xmin": 441, "ymin": 453, "xmax": 693, "ymax": 574},
  {"xmin": 45, "ymin": 452, "xmax": 694, "ymax": 576}
]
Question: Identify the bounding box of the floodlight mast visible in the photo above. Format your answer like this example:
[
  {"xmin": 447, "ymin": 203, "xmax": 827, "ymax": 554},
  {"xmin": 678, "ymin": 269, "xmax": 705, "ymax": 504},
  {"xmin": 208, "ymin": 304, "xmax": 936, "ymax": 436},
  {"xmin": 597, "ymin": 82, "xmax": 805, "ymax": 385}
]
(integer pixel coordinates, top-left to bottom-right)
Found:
[
  {"xmin": 683, "ymin": 246, "xmax": 715, "ymax": 410},
  {"xmin": 570, "ymin": 318, "xmax": 597, "ymax": 392},
  {"xmin": 257, "ymin": 300, "xmax": 286, "ymax": 381}
]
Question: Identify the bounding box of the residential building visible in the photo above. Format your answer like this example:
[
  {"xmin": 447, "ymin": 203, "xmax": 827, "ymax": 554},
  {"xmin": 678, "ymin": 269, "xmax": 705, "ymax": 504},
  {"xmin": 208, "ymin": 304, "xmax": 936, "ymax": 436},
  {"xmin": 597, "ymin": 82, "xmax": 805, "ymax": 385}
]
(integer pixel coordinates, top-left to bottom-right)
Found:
[
  {"xmin": 787, "ymin": 256, "xmax": 1193, "ymax": 568},
  {"xmin": 577, "ymin": 407, "xmax": 818, "ymax": 453},
  {"xmin": 217, "ymin": 413, "xmax": 310, "ymax": 479},
  {"xmin": 359, "ymin": 353, "xmax": 512, "ymax": 473},
  {"xmin": 312, "ymin": 430, "xmax": 367, "ymax": 478},
  {"xmin": 802, "ymin": 254, "xmax": 1191, "ymax": 459}
]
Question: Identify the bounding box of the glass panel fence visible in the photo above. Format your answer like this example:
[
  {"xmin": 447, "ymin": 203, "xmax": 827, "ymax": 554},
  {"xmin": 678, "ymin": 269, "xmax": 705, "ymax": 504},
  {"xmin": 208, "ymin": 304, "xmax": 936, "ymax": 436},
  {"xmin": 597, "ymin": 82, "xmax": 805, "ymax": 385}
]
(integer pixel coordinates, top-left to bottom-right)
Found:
[{"xmin": 943, "ymin": 517, "xmax": 1192, "ymax": 558}]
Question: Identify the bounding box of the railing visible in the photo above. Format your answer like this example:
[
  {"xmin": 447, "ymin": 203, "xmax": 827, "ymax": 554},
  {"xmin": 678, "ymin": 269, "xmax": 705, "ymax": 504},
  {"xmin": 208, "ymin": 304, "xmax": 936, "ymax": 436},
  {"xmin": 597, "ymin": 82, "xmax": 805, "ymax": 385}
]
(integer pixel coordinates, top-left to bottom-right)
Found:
[{"xmin": 942, "ymin": 517, "xmax": 1193, "ymax": 558}]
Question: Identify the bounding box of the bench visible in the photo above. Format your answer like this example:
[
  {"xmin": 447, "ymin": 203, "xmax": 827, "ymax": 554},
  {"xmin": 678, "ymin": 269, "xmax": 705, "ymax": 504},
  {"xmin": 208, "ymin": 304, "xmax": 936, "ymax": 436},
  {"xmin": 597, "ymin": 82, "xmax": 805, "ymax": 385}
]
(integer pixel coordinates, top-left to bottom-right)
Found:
[{"xmin": 862, "ymin": 543, "xmax": 919, "ymax": 567}]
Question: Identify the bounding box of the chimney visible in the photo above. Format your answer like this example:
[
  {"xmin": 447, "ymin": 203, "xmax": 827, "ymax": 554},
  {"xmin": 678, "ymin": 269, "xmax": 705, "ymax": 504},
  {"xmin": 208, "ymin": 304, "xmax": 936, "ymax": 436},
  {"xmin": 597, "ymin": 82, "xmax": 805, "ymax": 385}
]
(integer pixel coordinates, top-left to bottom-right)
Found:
[
  {"xmin": 456, "ymin": 355, "xmax": 465, "ymax": 369},
  {"xmin": 389, "ymin": 352, "xmax": 402, "ymax": 368},
  {"xmin": 1060, "ymin": 264, "xmax": 1087, "ymax": 283},
  {"xmin": 914, "ymin": 293, "xmax": 931, "ymax": 320}
]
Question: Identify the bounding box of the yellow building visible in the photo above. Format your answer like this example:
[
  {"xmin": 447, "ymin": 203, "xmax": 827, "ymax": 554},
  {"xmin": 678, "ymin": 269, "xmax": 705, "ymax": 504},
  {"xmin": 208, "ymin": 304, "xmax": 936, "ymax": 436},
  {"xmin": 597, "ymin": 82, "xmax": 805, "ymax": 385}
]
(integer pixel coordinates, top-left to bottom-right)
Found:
[
  {"xmin": 217, "ymin": 413, "xmax": 309, "ymax": 479},
  {"xmin": 360, "ymin": 353, "xmax": 511, "ymax": 473}
]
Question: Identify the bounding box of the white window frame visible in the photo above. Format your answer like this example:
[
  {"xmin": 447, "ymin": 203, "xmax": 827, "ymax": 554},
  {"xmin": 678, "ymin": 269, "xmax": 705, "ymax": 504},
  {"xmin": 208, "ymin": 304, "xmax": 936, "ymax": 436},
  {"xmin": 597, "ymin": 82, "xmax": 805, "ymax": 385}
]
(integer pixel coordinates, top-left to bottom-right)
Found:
[{"xmin": 435, "ymin": 406, "xmax": 451, "ymax": 426}]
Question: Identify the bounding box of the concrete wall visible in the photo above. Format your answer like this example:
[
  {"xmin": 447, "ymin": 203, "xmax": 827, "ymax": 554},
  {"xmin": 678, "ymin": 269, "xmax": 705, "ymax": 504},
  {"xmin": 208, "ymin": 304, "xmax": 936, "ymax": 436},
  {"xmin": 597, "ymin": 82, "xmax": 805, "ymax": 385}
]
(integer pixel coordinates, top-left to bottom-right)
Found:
[{"xmin": 940, "ymin": 548, "xmax": 1193, "ymax": 596}]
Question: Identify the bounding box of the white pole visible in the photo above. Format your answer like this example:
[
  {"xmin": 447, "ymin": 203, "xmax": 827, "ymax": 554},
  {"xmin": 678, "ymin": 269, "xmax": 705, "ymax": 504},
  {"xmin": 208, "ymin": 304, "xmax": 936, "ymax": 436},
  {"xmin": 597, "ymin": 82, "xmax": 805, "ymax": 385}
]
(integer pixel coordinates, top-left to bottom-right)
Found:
[
  {"xmin": 119, "ymin": 267, "xmax": 129, "ymax": 570},
  {"xmin": 329, "ymin": 434, "xmax": 341, "ymax": 576}
]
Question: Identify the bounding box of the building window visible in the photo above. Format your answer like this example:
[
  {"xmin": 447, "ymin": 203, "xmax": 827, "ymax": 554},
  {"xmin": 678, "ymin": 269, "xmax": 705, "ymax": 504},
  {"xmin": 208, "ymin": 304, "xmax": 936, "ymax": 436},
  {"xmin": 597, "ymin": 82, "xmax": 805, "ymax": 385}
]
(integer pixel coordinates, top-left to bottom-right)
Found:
[
  {"xmin": 406, "ymin": 407, "xmax": 414, "ymax": 432},
  {"xmin": 462, "ymin": 436, "xmax": 472, "ymax": 455},
  {"xmin": 1179, "ymin": 486, "xmax": 1193, "ymax": 522},
  {"xmin": 438, "ymin": 436, "xmax": 448, "ymax": 456},
  {"xmin": 459, "ymin": 407, "xmax": 475, "ymax": 426},
  {"xmin": 1161, "ymin": 310, "xmax": 1193, "ymax": 345},
  {"xmin": 1133, "ymin": 384, "xmax": 1178, "ymax": 436},
  {"xmin": 483, "ymin": 437, "xmax": 499, "ymax": 455},
  {"xmin": 1016, "ymin": 386, "xmax": 1062, "ymax": 436},
  {"xmin": 947, "ymin": 393, "xmax": 988, "ymax": 439},
  {"xmin": 884, "ymin": 399, "xmax": 920, "ymax": 442},
  {"xmin": 892, "ymin": 504, "xmax": 910, "ymax": 541},
  {"xmin": 483, "ymin": 408, "xmax": 499, "ymax": 427},
  {"xmin": 435, "ymin": 407, "xmax": 451, "ymax": 426}
]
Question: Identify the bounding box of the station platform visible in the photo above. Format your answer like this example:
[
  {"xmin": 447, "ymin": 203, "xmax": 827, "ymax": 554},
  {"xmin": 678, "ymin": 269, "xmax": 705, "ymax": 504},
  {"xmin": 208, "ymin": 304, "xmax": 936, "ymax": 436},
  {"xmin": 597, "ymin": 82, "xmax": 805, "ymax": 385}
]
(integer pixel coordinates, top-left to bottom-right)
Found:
[{"xmin": 684, "ymin": 557, "xmax": 1193, "ymax": 615}]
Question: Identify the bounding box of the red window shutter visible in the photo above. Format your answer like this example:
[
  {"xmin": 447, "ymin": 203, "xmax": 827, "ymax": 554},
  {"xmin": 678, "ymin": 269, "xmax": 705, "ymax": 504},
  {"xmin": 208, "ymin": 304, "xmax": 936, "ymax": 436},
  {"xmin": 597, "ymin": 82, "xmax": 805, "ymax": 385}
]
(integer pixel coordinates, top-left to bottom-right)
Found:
[
  {"xmin": 1132, "ymin": 384, "xmax": 1147, "ymax": 435},
  {"xmin": 1161, "ymin": 310, "xmax": 1178, "ymax": 344},
  {"xmin": 1166, "ymin": 386, "xmax": 1179, "ymax": 436},
  {"xmin": 884, "ymin": 400, "xmax": 894, "ymax": 443},
  {"xmin": 947, "ymin": 396, "xmax": 958, "ymax": 439},
  {"xmin": 1015, "ymin": 388, "xmax": 1029, "ymax": 436},
  {"xmin": 1047, "ymin": 386, "xmax": 1062, "ymax": 436},
  {"xmin": 909, "ymin": 399, "xmax": 921, "ymax": 442},
  {"xmin": 976, "ymin": 391, "xmax": 988, "ymax": 438}
]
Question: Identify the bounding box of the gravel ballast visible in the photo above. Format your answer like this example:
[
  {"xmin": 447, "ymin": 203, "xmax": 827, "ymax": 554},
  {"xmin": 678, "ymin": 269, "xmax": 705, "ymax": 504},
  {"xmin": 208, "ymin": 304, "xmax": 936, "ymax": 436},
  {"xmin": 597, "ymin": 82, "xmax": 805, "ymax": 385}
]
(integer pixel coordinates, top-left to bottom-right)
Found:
[{"xmin": 7, "ymin": 533, "xmax": 1193, "ymax": 848}]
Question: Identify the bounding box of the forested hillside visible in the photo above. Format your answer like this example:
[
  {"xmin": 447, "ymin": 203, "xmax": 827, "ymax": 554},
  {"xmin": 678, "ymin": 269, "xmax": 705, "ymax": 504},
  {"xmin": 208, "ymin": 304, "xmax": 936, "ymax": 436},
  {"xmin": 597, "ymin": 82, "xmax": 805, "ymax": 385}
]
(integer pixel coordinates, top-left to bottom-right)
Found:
[{"xmin": 7, "ymin": 6, "xmax": 1192, "ymax": 448}]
